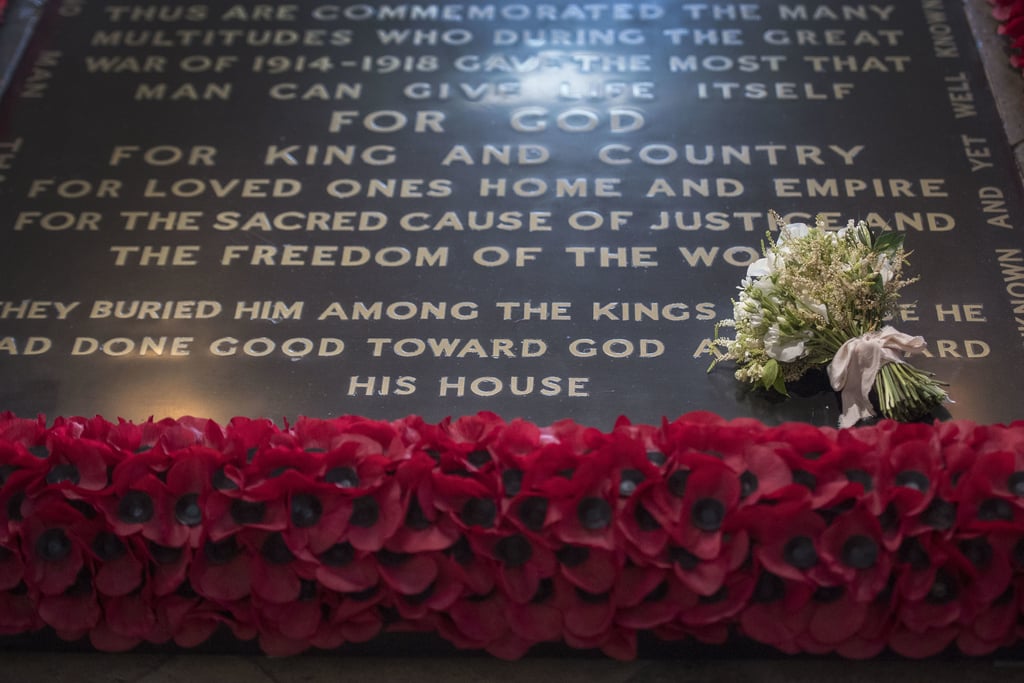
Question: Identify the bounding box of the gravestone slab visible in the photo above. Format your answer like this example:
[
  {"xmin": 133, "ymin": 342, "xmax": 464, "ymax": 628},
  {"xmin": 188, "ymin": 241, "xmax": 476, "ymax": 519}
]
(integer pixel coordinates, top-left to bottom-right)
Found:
[{"xmin": 0, "ymin": 0, "xmax": 1022, "ymax": 428}]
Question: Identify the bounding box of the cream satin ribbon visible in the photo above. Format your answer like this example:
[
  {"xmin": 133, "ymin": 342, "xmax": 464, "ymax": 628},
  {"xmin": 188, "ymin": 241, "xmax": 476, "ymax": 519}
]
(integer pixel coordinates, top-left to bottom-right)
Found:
[{"xmin": 827, "ymin": 326, "xmax": 926, "ymax": 429}]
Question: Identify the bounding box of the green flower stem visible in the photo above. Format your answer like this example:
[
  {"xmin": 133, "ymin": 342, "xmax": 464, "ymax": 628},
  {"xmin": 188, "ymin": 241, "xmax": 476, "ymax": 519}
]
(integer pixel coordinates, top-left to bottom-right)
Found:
[{"xmin": 875, "ymin": 362, "xmax": 948, "ymax": 422}]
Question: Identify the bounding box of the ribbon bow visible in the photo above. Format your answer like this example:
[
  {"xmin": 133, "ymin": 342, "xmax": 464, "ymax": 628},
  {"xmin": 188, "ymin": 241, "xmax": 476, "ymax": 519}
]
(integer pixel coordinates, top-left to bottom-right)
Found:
[{"xmin": 828, "ymin": 326, "xmax": 926, "ymax": 429}]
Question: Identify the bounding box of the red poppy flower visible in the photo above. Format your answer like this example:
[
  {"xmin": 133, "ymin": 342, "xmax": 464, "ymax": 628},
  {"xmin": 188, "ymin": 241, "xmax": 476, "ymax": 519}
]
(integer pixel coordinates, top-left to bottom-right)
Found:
[
  {"xmin": 95, "ymin": 448, "xmax": 185, "ymax": 545},
  {"xmin": 0, "ymin": 582, "xmax": 42, "ymax": 635},
  {"xmin": 96, "ymin": 589, "xmax": 158, "ymax": 647},
  {"xmin": 314, "ymin": 541, "xmax": 379, "ymax": 593},
  {"xmin": 387, "ymin": 467, "xmax": 461, "ymax": 555},
  {"xmin": 888, "ymin": 621, "xmax": 959, "ymax": 658},
  {"xmin": 662, "ymin": 412, "xmax": 764, "ymax": 460},
  {"xmin": 245, "ymin": 530, "xmax": 318, "ymax": 604},
  {"xmin": 745, "ymin": 501, "xmax": 829, "ymax": 584},
  {"xmin": 147, "ymin": 540, "xmax": 192, "ymax": 596},
  {"xmin": 0, "ymin": 414, "xmax": 50, "ymax": 454},
  {"xmin": 954, "ymin": 533, "xmax": 1016, "ymax": 606},
  {"xmin": 676, "ymin": 566, "xmax": 755, "ymax": 627},
  {"xmin": 555, "ymin": 577, "xmax": 619, "ymax": 648},
  {"xmin": 615, "ymin": 569, "xmax": 699, "ymax": 631},
  {"xmin": 660, "ymin": 454, "xmax": 740, "ymax": 562},
  {"xmin": 189, "ymin": 532, "xmax": 251, "ymax": 601},
  {"xmin": 31, "ymin": 431, "xmax": 113, "ymax": 498},
  {"xmin": 440, "ymin": 534, "xmax": 497, "ymax": 596},
  {"xmin": 319, "ymin": 589, "xmax": 386, "ymax": 645},
  {"xmin": 37, "ymin": 568, "xmax": 102, "ymax": 637},
  {"xmin": 151, "ymin": 591, "xmax": 224, "ymax": 648},
  {"xmin": 956, "ymin": 580, "xmax": 1019, "ymax": 655},
  {"xmin": 21, "ymin": 495, "xmax": 97, "ymax": 595},
  {"xmin": 89, "ymin": 621, "xmax": 143, "ymax": 653},
  {"xmin": 738, "ymin": 572, "xmax": 815, "ymax": 653},
  {"xmin": 818, "ymin": 507, "xmax": 891, "ymax": 601},
  {"xmin": 833, "ymin": 591, "xmax": 899, "ymax": 659},
  {"xmin": 796, "ymin": 584, "xmax": 873, "ymax": 650},
  {"xmin": 253, "ymin": 583, "xmax": 324, "ymax": 655},
  {"xmin": 91, "ymin": 529, "xmax": 144, "ymax": 597},
  {"xmin": 479, "ymin": 529, "xmax": 557, "ymax": 603},
  {"xmin": 504, "ymin": 577, "xmax": 563, "ymax": 644},
  {"xmin": 442, "ymin": 412, "xmax": 507, "ymax": 451},
  {"xmin": 438, "ymin": 591, "xmax": 513, "ymax": 652},
  {"xmin": 330, "ymin": 478, "xmax": 405, "ymax": 553},
  {"xmin": 0, "ymin": 541, "xmax": 23, "ymax": 590}
]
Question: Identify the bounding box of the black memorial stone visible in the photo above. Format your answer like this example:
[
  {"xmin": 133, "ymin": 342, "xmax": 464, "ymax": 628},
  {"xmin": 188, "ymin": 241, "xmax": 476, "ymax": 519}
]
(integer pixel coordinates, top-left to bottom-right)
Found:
[{"xmin": 0, "ymin": 1, "xmax": 1022, "ymax": 428}]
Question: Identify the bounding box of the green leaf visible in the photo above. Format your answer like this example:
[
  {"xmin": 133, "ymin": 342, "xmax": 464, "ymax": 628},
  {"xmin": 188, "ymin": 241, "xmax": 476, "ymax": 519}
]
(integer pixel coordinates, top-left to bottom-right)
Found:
[
  {"xmin": 873, "ymin": 232, "xmax": 904, "ymax": 254},
  {"xmin": 762, "ymin": 359, "xmax": 789, "ymax": 396}
]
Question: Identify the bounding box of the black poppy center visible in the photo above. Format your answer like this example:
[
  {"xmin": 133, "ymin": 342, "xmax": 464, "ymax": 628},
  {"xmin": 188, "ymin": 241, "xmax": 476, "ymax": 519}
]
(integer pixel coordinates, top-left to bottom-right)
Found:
[
  {"xmin": 174, "ymin": 493, "xmax": 202, "ymax": 527},
  {"xmin": 36, "ymin": 528, "xmax": 71, "ymax": 561},
  {"xmin": 978, "ymin": 497, "xmax": 1014, "ymax": 522},
  {"xmin": 467, "ymin": 449, "xmax": 491, "ymax": 468},
  {"xmin": 148, "ymin": 541, "xmax": 183, "ymax": 565},
  {"xmin": 927, "ymin": 569, "xmax": 959, "ymax": 604},
  {"xmin": 792, "ymin": 469, "xmax": 817, "ymax": 491},
  {"xmin": 326, "ymin": 466, "xmax": 360, "ymax": 489},
  {"xmin": 495, "ymin": 534, "xmax": 533, "ymax": 568},
  {"xmin": 92, "ymin": 531, "xmax": 126, "ymax": 561},
  {"xmin": 739, "ymin": 470, "xmax": 758, "ymax": 499},
  {"xmin": 1014, "ymin": 538, "xmax": 1024, "ymax": 569},
  {"xmin": 320, "ymin": 542, "xmax": 355, "ymax": 567},
  {"xmin": 204, "ymin": 537, "xmax": 240, "ymax": 565},
  {"xmin": 667, "ymin": 469, "xmax": 689, "ymax": 497},
  {"xmin": 841, "ymin": 534, "xmax": 879, "ymax": 570},
  {"xmin": 691, "ymin": 497, "xmax": 725, "ymax": 532},
  {"xmin": 405, "ymin": 497, "xmax": 432, "ymax": 530},
  {"xmin": 897, "ymin": 538, "xmax": 931, "ymax": 570},
  {"xmin": 46, "ymin": 463, "xmax": 80, "ymax": 486},
  {"xmin": 1008, "ymin": 471, "xmax": 1024, "ymax": 498},
  {"xmin": 959, "ymin": 537, "xmax": 993, "ymax": 569},
  {"xmin": 517, "ymin": 496, "xmax": 548, "ymax": 531},
  {"xmin": 118, "ymin": 490, "xmax": 154, "ymax": 524},
  {"xmin": 377, "ymin": 549, "xmax": 411, "ymax": 567},
  {"xmin": 29, "ymin": 445, "xmax": 48, "ymax": 459},
  {"xmin": 348, "ymin": 584, "xmax": 380, "ymax": 602},
  {"xmin": 634, "ymin": 503, "xmax": 661, "ymax": 531},
  {"xmin": 577, "ymin": 497, "xmax": 612, "ymax": 531},
  {"xmin": 350, "ymin": 495, "xmax": 379, "ymax": 528},
  {"xmin": 261, "ymin": 533, "xmax": 295, "ymax": 565},
  {"xmin": 754, "ymin": 572, "xmax": 786, "ymax": 603},
  {"xmin": 212, "ymin": 468, "xmax": 238, "ymax": 491},
  {"xmin": 556, "ymin": 544, "xmax": 589, "ymax": 567},
  {"xmin": 647, "ymin": 451, "xmax": 667, "ymax": 466},
  {"xmin": 0, "ymin": 464, "xmax": 17, "ymax": 486},
  {"xmin": 230, "ymin": 499, "xmax": 266, "ymax": 525},
  {"xmin": 894, "ymin": 469, "xmax": 929, "ymax": 493},
  {"xmin": 783, "ymin": 535, "xmax": 818, "ymax": 569},
  {"xmin": 448, "ymin": 536, "xmax": 473, "ymax": 565},
  {"xmin": 923, "ymin": 498, "xmax": 957, "ymax": 530},
  {"xmin": 502, "ymin": 468, "xmax": 523, "ymax": 496},
  {"xmin": 575, "ymin": 587, "xmax": 611, "ymax": 605},
  {"xmin": 291, "ymin": 493, "xmax": 323, "ymax": 528},
  {"xmin": 531, "ymin": 578, "xmax": 554, "ymax": 604},
  {"xmin": 460, "ymin": 497, "xmax": 497, "ymax": 528},
  {"xmin": 619, "ymin": 469, "xmax": 645, "ymax": 497},
  {"xmin": 845, "ymin": 469, "xmax": 873, "ymax": 492},
  {"xmin": 669, "ymin": 545, "xmax": 700, "ymax": 570},
  {"xmin": 813, "ymin": 585, "xmax": 845, "ymax": 603}
]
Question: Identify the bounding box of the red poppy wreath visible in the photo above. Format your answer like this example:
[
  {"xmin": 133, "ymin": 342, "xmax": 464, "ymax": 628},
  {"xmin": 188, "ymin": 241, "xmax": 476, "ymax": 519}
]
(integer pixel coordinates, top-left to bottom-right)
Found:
[{"xmin": 2, "ymin": 411, "xmax": 1024, "ymax": 659}]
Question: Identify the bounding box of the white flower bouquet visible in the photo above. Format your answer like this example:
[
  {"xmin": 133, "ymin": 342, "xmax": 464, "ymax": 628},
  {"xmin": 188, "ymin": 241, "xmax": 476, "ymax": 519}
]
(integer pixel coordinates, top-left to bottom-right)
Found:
[{"xmin": 713, "ymin": 215, "xmax": 949, "ymax": 427}]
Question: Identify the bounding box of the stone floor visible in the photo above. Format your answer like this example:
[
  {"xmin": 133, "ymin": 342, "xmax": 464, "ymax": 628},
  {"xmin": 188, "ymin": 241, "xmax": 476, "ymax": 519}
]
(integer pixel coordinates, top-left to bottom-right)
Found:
[
  {"xmin": 3, "ymin": 1, "xmax": 1024, "ymax": 680},
  {"xmin": 0, "ymin": 654, "xmax": 1022, "ymax": 683}
]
